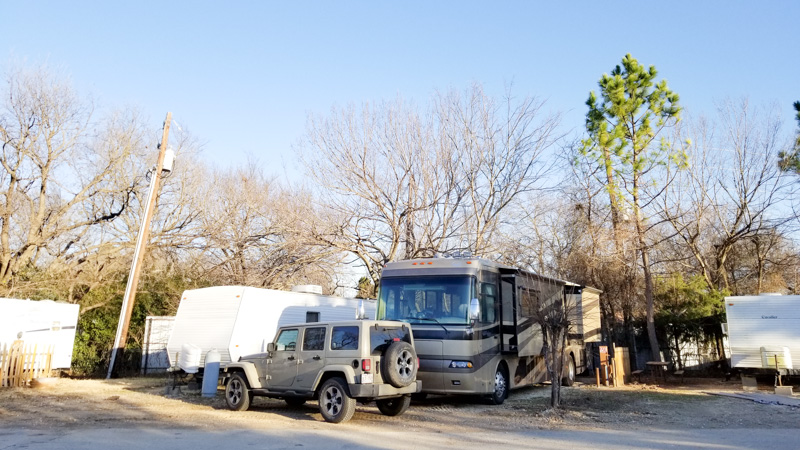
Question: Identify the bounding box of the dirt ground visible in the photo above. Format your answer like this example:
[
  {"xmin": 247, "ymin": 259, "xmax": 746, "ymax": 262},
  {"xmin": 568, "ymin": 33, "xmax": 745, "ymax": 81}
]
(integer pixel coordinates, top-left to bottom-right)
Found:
[{"xmin": 1, "ymin": 375, "xmax": 798, "ymax": 433}]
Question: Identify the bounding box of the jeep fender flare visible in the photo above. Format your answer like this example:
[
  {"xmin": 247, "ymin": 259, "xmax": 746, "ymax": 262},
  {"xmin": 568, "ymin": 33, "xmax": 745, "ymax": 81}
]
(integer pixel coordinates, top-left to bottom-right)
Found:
[
  {"xmin": 311, "ymin": 364, "xmax": 357, "ymax": 391},
  {"xmin": 224, "ymin": 362, "xmax": 262, "ymax": 388}
]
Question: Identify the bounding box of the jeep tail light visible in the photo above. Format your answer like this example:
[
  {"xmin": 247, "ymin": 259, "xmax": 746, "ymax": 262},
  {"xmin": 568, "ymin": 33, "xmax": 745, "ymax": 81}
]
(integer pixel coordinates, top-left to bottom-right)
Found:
[{"xmin": 362, "ymin": 358, "xmax": 372, "ymax": 372}]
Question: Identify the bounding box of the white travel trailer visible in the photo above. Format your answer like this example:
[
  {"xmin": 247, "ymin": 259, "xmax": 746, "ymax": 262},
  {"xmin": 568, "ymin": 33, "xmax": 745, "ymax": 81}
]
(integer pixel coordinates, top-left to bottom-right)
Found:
[
  {"xmin": 166, "ymin": 285, "xmax": 375, "ymax": 371},
  {"xmin": 724, "ymin": 294, "xmax": 800, "ymax": 375},
  {"xmin": 0, "ymin": 298, "xmax": 80, "ymax": 369}
]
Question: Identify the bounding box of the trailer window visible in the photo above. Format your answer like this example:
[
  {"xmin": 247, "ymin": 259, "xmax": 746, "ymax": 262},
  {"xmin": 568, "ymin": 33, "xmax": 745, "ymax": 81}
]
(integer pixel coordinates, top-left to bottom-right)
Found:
[
  {"xmin": 331, "ymin": 326, "xmax": 359, "ymax": 350},
  {"xmin": 303, "ymin": 327, "xmax": 325, "ymax": 351}
]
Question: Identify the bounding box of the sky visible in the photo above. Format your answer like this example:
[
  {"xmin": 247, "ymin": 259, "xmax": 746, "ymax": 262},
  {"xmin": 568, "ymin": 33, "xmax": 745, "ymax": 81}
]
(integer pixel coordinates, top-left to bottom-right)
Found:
[{"xmin": 3, "ymin": 1, "xmax": 799, "ymax": 181}]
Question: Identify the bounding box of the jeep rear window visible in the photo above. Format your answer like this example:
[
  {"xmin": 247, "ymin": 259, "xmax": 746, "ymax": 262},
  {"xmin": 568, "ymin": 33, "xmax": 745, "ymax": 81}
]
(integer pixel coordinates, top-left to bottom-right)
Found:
[
  {"xmin": 331, "ymin": 326, "xmax": 359, "ymax": 350},
  {"xmin": 370, "ymin": 327, "xmax": 411, "ymax": 354}
]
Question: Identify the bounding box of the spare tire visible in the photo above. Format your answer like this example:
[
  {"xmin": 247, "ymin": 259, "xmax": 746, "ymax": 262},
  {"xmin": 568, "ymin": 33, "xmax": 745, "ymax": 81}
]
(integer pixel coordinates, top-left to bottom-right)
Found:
[{"xmin": 381, "ymin": 340, "xmax": 417, "ymax": 388}]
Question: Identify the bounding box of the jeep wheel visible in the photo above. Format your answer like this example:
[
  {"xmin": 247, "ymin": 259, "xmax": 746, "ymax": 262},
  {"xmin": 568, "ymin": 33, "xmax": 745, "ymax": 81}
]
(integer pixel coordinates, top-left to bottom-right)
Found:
[
  {"xmin": 489, "ymin": 365, "xmax": 508, "ymax": 405},
  {"xmin": 562, "ymin": 355, "xmax": 576, "ymax": 387},
  {"xmin": 284, "ymin": 396, "xmax": 306, "ymax": 407},
  {"xmin": 376, "ymin": 395, "xmax": 411, "ymax": 417},
  {"xmin": 318, "ymin": 378, "xmax": 355, "ymax": 423},
  {"xmin": 381, "ymin": 341, "xmax": 417, "ymax": 388},
  {"xmin": 225, "ymin": 373, "xmax": 251, "ymax": 411}
]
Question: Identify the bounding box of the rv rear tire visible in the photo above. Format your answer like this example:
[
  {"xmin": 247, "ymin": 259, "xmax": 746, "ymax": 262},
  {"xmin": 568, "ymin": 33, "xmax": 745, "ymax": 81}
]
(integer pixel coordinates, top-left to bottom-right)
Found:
[{"xmin": 562, "ymin": 355, "xmax": 576, "ymax": 387}]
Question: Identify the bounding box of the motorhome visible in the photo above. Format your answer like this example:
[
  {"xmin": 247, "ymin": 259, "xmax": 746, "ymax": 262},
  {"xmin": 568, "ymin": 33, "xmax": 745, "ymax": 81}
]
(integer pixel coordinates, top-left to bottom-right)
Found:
[
  {"xmin": 166, "ymin": 285, "xmax": 375, "ymax": 371},
  {"xmin": 376, "ymin": 257, "xmax": 600, "ymax": 404}
]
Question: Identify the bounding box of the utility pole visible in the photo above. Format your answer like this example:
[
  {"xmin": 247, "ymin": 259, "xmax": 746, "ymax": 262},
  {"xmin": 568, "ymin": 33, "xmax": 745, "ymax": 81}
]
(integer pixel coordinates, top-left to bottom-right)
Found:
[{"xmin": 107, "ymin": 112, "xmax": 172, "ymax": 379}]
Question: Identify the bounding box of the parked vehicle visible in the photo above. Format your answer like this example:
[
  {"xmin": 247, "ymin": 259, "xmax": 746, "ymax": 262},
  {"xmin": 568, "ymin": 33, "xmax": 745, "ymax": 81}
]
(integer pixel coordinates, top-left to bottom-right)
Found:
[
  {"xmin": 376, "ymin": 256, "xmax": 601, "ymax": 404},
  {"xmin": 222, "ymin": 319, "xmax": 421, "ymax": 423},
  {"xmin": 724, "ymin": 294, "xmax": 799, "ymax": 376},
  {"xmin": 0, "ymin": 298, "xmax": 79, "ymax": 369},
  {"xmin": 166, "ymin": 285, "xmax": 375, "ymax": 371}
]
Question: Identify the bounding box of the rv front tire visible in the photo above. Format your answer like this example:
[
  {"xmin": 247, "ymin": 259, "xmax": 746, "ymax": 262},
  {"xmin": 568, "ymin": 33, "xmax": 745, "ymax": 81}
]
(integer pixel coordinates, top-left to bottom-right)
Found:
[{"xmin": 490, "ymin": 365, "xmax": 509, "ymax": 405}]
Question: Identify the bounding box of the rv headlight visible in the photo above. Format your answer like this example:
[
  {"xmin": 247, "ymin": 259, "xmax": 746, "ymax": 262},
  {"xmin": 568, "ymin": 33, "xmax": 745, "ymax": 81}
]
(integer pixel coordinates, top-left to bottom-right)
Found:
[{"xmin": 449, "ymin": 361, "xmax": 473, "ymax": 369}]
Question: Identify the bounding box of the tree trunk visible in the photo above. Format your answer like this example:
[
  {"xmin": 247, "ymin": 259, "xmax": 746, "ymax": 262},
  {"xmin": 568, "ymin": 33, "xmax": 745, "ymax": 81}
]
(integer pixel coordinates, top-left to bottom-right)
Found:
[{"xmin": 641, "ymin": 246, "xmax": 660, "ymax": 362}]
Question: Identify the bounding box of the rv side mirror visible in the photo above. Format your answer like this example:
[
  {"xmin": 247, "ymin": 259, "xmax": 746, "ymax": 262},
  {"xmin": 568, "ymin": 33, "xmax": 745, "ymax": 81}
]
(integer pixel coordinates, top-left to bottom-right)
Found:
[
  {"xmin": 267, "ymin": 342, "xmax": 276, "ymax": 353},
  {"xmin": 469, "ymin": 298, "xmax": 481, "ymax": 323}
]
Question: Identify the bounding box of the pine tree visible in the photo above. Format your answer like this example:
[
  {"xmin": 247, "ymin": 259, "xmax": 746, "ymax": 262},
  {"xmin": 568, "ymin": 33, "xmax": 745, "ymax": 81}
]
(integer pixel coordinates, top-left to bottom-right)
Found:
[{"xmin": 582, "ymin": 54, "xmax": 685, "ymax": 362}]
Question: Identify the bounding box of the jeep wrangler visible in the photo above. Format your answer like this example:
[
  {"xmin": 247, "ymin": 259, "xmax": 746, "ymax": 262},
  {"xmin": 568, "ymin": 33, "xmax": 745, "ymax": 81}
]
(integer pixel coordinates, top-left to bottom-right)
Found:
[{"xmin": 222, "ymin": 319, "xmax": 420, "ymax": 423}]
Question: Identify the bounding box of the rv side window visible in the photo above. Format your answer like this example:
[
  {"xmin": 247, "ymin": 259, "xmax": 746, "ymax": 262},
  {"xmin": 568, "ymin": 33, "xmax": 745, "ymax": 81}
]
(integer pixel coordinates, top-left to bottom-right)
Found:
[
  {"xmin": 275, "ymin": 329, "xmax": 299, "ymax": 351},
  {"xmin": 331, "ymin": 326, "xmax": 359, "ymax": 350},
  {"xmin": 303, "ymin": 327, "xmax": 326, "ymax": 351},
  {"xmin": 479, "ymin": 271, "xmax": 498, "ymax": 324}
]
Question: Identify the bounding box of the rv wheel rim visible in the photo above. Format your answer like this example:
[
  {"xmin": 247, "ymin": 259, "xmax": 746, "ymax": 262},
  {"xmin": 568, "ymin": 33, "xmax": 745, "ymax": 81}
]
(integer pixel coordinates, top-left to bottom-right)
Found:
[{"xmin": 495, "ymin": 370, "xmax": 506, "ymax": 397}]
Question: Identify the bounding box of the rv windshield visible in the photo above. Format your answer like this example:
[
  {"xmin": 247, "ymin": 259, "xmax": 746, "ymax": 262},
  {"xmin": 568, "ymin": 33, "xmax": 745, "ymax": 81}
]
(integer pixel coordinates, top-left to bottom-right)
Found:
[{"xmin": 377, "ymin": 276, "xmax": 475, "ymax": 325}]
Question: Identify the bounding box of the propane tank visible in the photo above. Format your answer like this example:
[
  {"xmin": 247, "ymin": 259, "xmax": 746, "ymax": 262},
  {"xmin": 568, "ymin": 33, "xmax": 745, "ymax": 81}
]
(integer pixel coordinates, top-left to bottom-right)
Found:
[{"xmin": 201, "ymin": 349, "xmax": 221, "ymax": 397}]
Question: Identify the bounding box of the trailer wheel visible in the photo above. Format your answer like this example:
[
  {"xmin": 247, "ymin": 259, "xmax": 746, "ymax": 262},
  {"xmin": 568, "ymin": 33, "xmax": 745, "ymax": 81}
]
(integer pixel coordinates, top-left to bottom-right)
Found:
[
  {"xmin": 376, "ymin": 395, "xmax": 411, "ymax": 416},
  {"xmin": 562, "ymin": 355, "xmax": 576, "ymax": 387},
  {"xmin": 489, "ymin": 364, "xmax": 509, "ymax": 405},
  {"xmin": 225, "ymin": 373, "xmax": 251, "ymax": 411},
  {"xmin": 381, "ymin": 341, "xmax": 417, "ymax": 388}
]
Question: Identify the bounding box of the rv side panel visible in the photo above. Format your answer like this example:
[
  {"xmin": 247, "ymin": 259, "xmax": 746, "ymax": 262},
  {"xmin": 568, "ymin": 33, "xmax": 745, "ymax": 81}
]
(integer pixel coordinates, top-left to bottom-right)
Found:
[{"xmin": 573, "ymin": 287, "xmax": 602, "ymax": 343}]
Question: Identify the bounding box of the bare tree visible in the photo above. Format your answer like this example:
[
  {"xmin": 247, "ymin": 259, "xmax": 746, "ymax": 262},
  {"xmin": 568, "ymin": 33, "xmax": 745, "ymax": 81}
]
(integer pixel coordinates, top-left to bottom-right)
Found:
[
  {"xmin": 434, "ymin": 86, "xmax": 562, "ymax": 256},
  {"xmin": 660, "ymin": 99, "xmax": 793, "ymax": 294},
  {"xmin": 190, "ymin": 160, "xmax": 338, "ymax": 291},
  {"xmin": 298, "ymin": 86, "xmax": 561, "ymax": 285},
  {"xmin": 0, "ymin": 65, "xmax": 147, "ymax": 292},
  {"xmin": 520, "ymin": 279, "xmax": 575, "ymax": 408}
]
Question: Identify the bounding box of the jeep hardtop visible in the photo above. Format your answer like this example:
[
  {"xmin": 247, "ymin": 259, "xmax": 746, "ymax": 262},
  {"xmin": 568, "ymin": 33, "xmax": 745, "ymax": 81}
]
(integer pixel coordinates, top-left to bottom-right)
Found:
[{"xmin": 222, "ymin": 319, "xmax": 420, "ymax": 423}]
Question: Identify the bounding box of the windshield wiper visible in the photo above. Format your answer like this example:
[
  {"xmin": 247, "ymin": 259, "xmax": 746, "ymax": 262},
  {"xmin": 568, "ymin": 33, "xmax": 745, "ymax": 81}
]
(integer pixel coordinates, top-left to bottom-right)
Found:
[{"xmin": 404, "ymin": 317, "xmax": 449, "ymax": 335}]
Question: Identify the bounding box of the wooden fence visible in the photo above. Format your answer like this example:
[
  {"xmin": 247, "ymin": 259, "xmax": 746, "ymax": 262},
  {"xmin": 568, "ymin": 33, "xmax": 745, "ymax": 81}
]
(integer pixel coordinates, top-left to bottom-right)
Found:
[{"xmin": 0, "ymin": 340, "xmax": 54, "ymax": 387}]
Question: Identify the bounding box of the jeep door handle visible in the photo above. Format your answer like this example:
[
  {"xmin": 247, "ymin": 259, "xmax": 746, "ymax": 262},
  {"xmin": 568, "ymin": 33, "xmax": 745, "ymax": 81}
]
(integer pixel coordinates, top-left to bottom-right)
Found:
[
  {"xmin": 287, "ymin": 356, "xmax": 295, "ymax": 361},
  {"xmin": 312, "ymin": 355, "xmax": 321, "ymax": 360}
]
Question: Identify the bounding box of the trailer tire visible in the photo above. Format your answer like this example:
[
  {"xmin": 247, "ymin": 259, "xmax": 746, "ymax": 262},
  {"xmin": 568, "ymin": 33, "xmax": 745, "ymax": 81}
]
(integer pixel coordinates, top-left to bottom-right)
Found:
[
  {"xmin": 376, "ymin": 395, "xmax": 411, "ymax": 416},
  {"xmin": 489, "ymin": 364, "xmax": 509, "ymax": 405},
  {"xmin": 225, "ymin": 373, "xmax": 251, "ymax": 411},
  {"xmin": 381, "ymin": 341, "xmax": 417, "ymax": 388},
  {"xmin": 562, "ymin": 355, "xmax": 576, "ymax": 387}
]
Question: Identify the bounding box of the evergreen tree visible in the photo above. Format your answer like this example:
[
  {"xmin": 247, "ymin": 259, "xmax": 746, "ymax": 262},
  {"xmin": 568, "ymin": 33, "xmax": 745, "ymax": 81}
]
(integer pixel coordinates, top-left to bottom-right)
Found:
[
  {"xmin": 582, "ymin": 54, "xmax": 684, "ymax": 362},
  {"xmin": 778, "ymin": 101, "xmax": 800, "ymax": 173}
]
